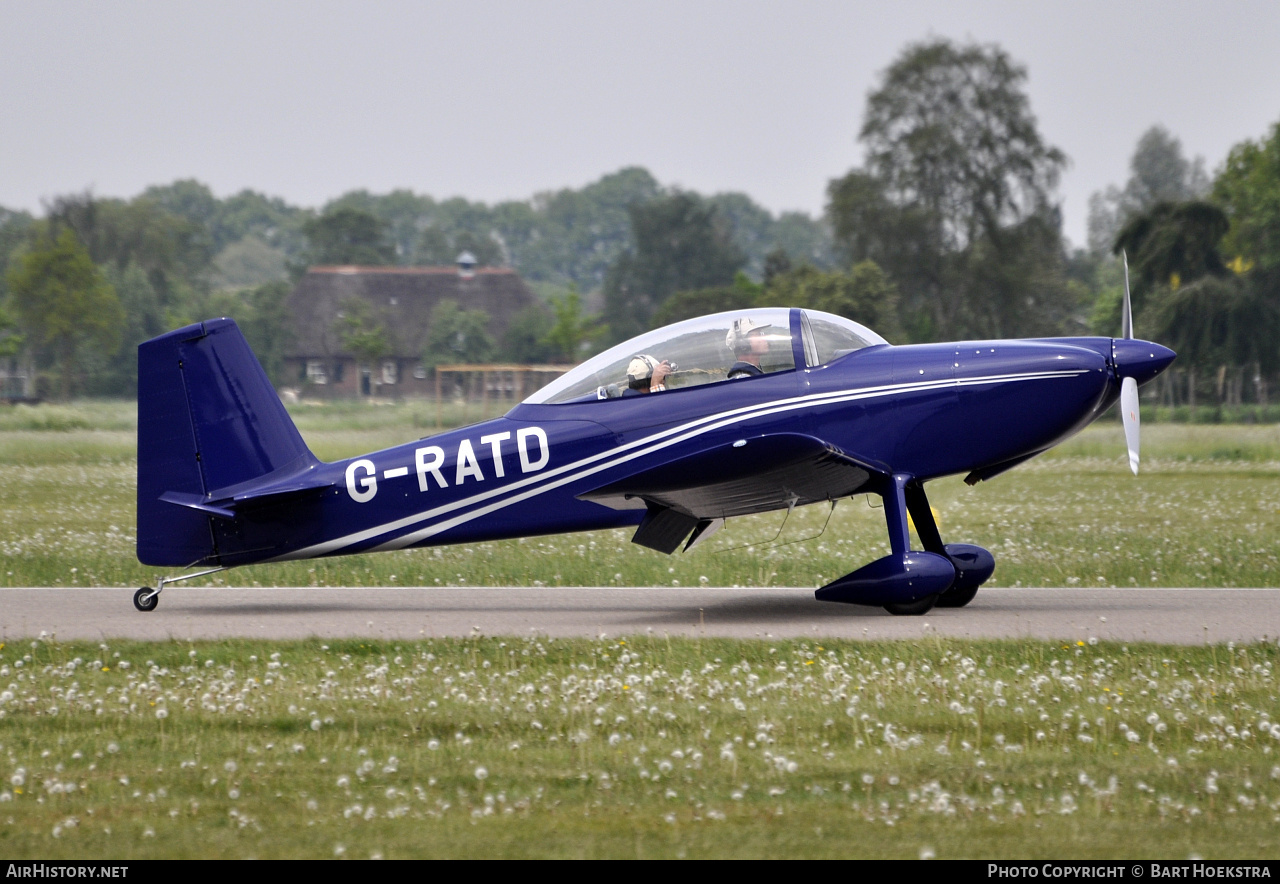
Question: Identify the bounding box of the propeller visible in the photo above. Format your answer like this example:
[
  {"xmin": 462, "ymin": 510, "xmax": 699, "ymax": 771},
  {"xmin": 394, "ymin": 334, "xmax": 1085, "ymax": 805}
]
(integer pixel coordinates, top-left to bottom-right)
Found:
[{"xmin": 1120, "ymin": 251, "xmax": 1140, "ymax": 474}]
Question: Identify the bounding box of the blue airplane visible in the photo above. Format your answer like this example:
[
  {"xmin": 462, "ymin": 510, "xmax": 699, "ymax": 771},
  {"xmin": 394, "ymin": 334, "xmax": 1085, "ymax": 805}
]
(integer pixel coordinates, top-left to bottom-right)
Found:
[{"xmin": 134, "ymin": 288, "xmax": 1173, "ymax": 616}]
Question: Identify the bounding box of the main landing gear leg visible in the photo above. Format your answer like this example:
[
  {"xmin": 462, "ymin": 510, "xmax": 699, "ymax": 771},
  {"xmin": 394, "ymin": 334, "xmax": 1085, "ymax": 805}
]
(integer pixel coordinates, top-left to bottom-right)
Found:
[
  {"xmin": 134, "ymin": 566, "xmax": 226, "ymax": 613},
  {"xmin": 881, "ymin": 475, "xmax": 941, "ymax": 616},
  {"xmin": 904, "ymin": 480, "xmax": 994, "ymax": 609}
]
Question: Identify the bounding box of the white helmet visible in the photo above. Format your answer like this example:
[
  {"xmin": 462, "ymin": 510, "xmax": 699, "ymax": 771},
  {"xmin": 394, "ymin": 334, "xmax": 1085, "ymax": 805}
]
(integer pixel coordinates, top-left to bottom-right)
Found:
[
  {"xmin": 726, "ymin": 317, "xmax": 770, "ymax": 353},
  {"xmin": 626, "ymin": 354, "xmax": 660, "ymax": 383}
]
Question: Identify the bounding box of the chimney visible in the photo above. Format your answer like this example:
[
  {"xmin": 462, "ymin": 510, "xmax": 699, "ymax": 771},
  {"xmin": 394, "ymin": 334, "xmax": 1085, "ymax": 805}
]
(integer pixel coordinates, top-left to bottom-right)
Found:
[{"xmin": 456, "ymin": 250, "xmax": 477, "ymax": 279}]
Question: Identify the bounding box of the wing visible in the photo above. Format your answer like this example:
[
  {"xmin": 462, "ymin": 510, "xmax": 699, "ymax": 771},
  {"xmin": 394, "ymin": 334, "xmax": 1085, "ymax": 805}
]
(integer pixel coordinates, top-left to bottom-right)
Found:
[{"xmin": 578, "ymin": 433, "xmax": 882, "ymax": 553}]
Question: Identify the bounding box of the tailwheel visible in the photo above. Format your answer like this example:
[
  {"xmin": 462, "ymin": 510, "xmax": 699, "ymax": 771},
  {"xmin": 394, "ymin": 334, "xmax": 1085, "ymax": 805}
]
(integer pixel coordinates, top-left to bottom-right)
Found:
[
  {"xmin": 883, "ymin": 593, "xmax": 939, "ymax": 616},
  {"xmin": 131, "ymin": 566, "xmax": 224, "ymax": 613}
]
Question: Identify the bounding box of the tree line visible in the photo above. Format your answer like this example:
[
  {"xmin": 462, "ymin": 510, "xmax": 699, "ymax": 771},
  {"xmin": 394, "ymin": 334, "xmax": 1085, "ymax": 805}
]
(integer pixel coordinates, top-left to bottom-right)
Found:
[
  {"xmin": 3, "ymin": 36, "xmax": 1280, "ymax": 412},
  {"xmin": 0, "ymin": 168, "xmax": 832, "ymax": 397}
]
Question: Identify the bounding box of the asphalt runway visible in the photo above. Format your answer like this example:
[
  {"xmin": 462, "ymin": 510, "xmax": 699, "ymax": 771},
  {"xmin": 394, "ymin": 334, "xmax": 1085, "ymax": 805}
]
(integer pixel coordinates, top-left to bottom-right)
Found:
[{"xmin": 2, "ymin": 586, "xmax": 1278, "ymax": 644}]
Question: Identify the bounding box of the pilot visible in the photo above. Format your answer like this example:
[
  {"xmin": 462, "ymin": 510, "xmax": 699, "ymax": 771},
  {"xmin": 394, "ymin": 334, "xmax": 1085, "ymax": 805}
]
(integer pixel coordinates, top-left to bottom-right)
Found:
[
  {"xmin": 624, "ymin": 354, "xmax": 671, "ymax": 395},
  {"xmin": 726, "ymin": 317, "xmax": 771, "ymax": 379}
]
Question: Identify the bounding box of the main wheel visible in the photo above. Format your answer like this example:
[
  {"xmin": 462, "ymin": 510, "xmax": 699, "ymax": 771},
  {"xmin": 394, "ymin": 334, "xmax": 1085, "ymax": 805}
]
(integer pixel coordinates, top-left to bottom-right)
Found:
[
  {"xmin": 883, "ymin": 593, "xmax": 938, "ymax": 616},
  {"xmin": 133, "ymin": 587, "xmax": 159, "ymax": 612},
  {"xmin": 935, "ymin": 584, "xmax": 979, "ymax": 608}
]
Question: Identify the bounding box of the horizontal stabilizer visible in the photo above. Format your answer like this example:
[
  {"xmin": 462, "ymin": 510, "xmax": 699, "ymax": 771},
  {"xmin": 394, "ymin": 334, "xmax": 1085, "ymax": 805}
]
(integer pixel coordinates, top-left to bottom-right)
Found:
[
  {"xmin": 159, "ymin": 492, "xmax": 236, "ymax": 519},
  {"xmin": 579, "ymin": 433, "xmax": 880, "ymax": 521},
  {"xmin": 159, "ymin": 472, "xmax": 334, "ymax": 519}
]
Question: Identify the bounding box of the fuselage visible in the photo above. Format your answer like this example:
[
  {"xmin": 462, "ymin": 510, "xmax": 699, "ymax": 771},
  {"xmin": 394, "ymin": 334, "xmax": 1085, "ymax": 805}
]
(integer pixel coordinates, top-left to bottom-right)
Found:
[{"xmin": 211, "ymin": 335, "xmax": 1139, "ymax": 568}]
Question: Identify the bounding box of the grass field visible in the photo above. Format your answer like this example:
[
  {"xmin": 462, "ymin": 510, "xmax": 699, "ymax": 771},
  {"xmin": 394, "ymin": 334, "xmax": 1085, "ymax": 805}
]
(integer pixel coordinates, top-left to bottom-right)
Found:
[
  {"xmin": 1, "ymin": 402, "xmax": 1279, "ymax": 858},
  {"xmin": 1, "ymin": 635, "xmax": 1277, "ymax": 859},
  {"xmin": 1, "ymin": 400, "xmax": 1277, "ymax": 591}
]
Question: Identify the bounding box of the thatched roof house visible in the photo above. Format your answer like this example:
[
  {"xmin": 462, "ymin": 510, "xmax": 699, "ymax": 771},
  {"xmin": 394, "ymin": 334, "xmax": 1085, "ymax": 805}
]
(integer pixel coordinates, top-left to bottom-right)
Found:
[{"xmin": 284, "ymin": 259, "xmax": 539, "ymax": 397}]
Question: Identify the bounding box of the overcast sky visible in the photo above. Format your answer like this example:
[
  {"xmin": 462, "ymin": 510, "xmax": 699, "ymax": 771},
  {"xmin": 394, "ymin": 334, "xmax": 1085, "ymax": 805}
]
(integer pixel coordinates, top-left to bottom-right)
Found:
[{"xmin": 3, "ymin": 0, "xmax": 1279, "ymax": 249}]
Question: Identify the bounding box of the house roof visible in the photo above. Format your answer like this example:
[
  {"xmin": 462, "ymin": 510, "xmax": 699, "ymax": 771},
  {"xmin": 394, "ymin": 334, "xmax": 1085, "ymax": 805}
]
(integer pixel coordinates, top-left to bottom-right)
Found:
[{"xmin": 286, "ymin": 265, "xmax": 539, "ymax": 358}]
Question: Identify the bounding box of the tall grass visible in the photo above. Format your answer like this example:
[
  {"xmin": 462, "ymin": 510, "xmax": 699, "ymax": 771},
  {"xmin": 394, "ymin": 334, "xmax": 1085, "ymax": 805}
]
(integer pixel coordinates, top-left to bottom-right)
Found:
[{"xmin": 1, "ymin": 635, "xmax": 1276, "ymax": 859}]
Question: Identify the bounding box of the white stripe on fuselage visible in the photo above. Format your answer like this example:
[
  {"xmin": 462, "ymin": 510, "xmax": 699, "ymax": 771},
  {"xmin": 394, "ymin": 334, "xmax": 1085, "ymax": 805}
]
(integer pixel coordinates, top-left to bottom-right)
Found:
[{"xmin": 273, "ymin": 367, "xmax": 1089, "ymax": 561}]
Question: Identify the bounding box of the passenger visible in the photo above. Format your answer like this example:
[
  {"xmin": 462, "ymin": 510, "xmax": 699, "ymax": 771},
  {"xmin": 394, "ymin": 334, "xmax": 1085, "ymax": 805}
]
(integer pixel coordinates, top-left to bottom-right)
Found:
[
  {"xmin": 623, "ymin": 354, "xmax": 672, "ymax": 395},
  {"xmin": 726, "ymin": 317, "xmax": 771, "ymax": 379}
]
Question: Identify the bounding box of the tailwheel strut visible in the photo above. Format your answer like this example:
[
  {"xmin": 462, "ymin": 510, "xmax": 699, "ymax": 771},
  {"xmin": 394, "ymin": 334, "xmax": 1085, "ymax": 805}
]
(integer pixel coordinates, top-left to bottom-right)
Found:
[{"xmin": 133, "ymin": 566, "xmax": 226, "ymax": 613}]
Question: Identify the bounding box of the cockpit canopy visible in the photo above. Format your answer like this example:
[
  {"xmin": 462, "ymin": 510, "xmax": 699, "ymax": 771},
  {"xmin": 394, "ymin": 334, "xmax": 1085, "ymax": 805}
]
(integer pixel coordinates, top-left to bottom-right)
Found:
[{"xmin": 524, "ymin": 308, "xmax": 888, "ymax": 405}]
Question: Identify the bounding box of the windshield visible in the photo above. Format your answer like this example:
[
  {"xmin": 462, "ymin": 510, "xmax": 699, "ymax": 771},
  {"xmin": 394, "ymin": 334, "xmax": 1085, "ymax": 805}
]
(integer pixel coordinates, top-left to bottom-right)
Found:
[
  {"xmin": 800, "ymin": 309, "xmax": 887, "ymax": 366},
  {"xmin": 525, "ymin": 309, "xmax": 798, "ymax": 404}
]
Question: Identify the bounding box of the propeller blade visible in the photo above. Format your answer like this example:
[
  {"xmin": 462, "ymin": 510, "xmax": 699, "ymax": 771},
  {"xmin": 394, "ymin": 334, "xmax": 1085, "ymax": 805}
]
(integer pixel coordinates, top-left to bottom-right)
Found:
[
  {"xmin": 1121, "ymin": 250, "xmax": 1133, "ymax": 340},
  {"xmin": 1119, "ymin": 249, "xmax": 1139, "ymax": 473},
  {"xmin": 1121, "ymin": 375, "xmax": 1140, "ymax": 474}
]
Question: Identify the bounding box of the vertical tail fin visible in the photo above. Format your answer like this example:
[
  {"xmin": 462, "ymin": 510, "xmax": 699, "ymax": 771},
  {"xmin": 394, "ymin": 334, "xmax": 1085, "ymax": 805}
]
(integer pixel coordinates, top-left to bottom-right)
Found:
[{"xmin": 137, "ymin": 318, "xmax": 318, "ymax": 566}]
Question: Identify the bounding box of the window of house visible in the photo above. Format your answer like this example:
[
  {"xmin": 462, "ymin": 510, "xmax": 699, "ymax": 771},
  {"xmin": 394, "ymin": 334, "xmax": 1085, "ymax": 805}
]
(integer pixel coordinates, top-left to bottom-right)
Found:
[
  {"xmin": 306, "ymin": 360, "xmax": 327, "ymax": 384},
  {"xmin": 382, "ymin": 361, "xmax": 398, "ymax": 385}
]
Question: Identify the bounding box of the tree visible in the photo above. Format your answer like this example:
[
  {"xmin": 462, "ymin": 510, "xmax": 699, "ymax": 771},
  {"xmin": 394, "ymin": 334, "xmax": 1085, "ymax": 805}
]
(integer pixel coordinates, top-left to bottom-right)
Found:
[
  {"xmin": 1088, "ymin": 126, "xmax": 1210, "ymax": 254},
  {"xmin": 142, "ymin": 179, "xmax": 220, "ymax": 234},
  {"xmin": 422, "ymin": 299, "xmax": 495, "ymax": 371},
  {"xmin": 1114, "ymin": 197, "xmax": 1280, "ymax": 408},
  {"xmin": 327, "ymin": 188, "xmax": 436, "ymax": 263},
  {"xmin": 211, "ymin": 235, "xmax": 289, "ymax": 289},
  {"xmin": 333, "ymin": 298, "xmax": 392, "ymax": 395},
  {"xmin": 453, "ymin": 230, "xmax": 504, "ymax": 267},
  {"xmin": 544, "ymin": 287, "xmax": 594, "ymax": 362},
  {"xmin": 7, "ymin": 229, "xmax": 123, "ymax": 399},
  {"xmin": 827, "ymin": 39, "xmax": 1072, "ymax": 342},
  {"xmin": 242, "ymin": 281, "xmax": 295, "ymax": 387},
  {"xmin": 0, "ymin": 303, "xmax": 23, "ymax": 359},
  {"xmin": 603, "ymin": 193, "xmax": 745, "ymax": 341},
  {"xmin": 763, "ymin": 248, "xmax": 793, "ymax": 286},
  {"xmin": 300, "ymin": 208, "xmax": 395, "ymax": 268},
  {"xmin": 765, "ymin": 261, "xmax": 904, "ymax": 341},
  {"xmin": 87, "ymin": 261, "xmax": 164, "ymax": 396},
  {"xmin": 652, "ymin": 272, "xmax": 762, "ymax": 327},
  {"xmin": 416, "ymin": 226, "xmax": 454, "ymax": 265},
  {"xmin": 516, "ymin": 167, "xmax": 664, "ymax": 289},
  {"xmin": 0, "ymin": 206, "xmax": 35, "ymax": 298},
  {"xmin": 859, "ymin": 39, "xmax": 1066, "ymax": 254},
  {"xmin": 1114, "ymin": 201, "xmax": 1229, "ymax": 299},
  {"xmin": 502, "ymin": 304, "xmax": 555, "ymax": 363},
  {"xmin": 44, "ymin": 192, "xmax": 214, "ymax": 311},
  {"xmin": 1146, "ymin": 273, "xmax": 1280, "ymax": 406},
  {"xmin": 412, "ymin": 220, "xmax": 504, "ymax": 267},
  {"xmin": 1213, "ymin": 119, "xmax": 1280, "ymax": 272},
  {"xmin": 215, "ymin": 188, "xmax": 308, "ymax": 257}
]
